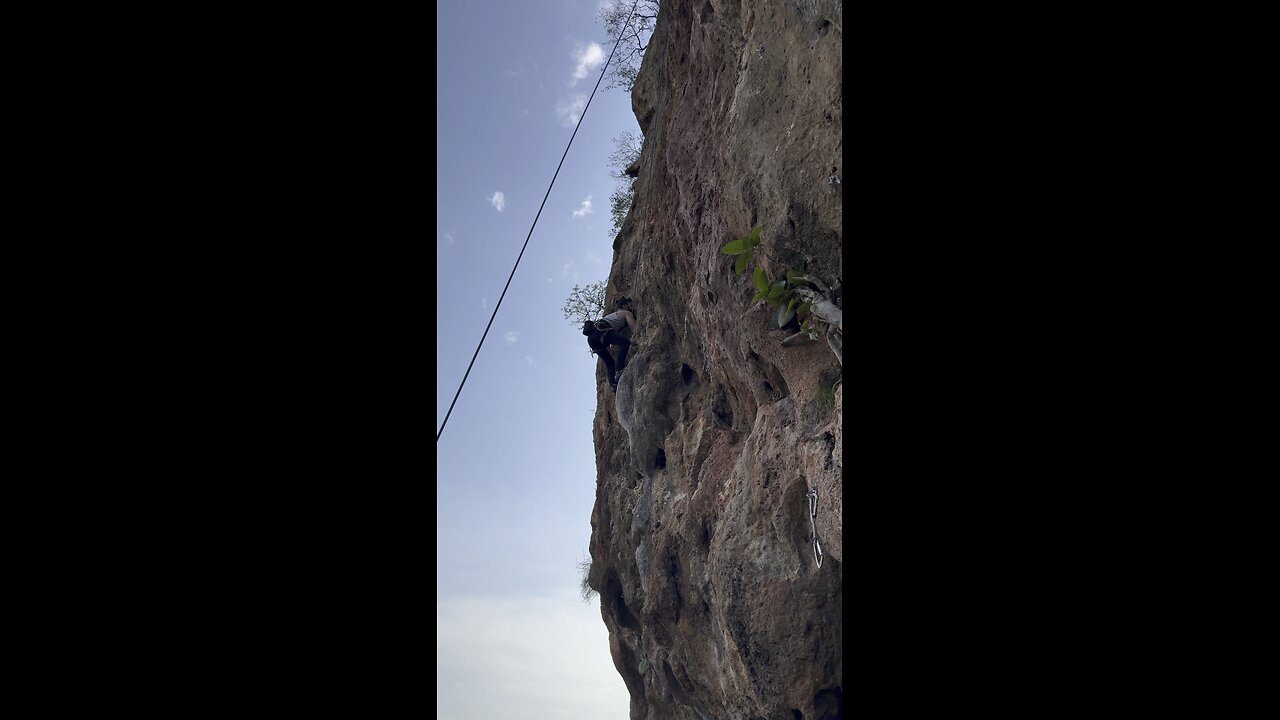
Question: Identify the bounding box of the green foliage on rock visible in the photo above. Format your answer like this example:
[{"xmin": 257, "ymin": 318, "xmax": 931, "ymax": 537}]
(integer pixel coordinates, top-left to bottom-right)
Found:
[
  {"xmin": 608, "ymin": 131, "xmax": 641, "ymax": 240},
  {"xmin": 722, "ymin": 226, "xmax": 823, "ymax": 336},
  {"xmin": 815, "ymin": 368, "xmax": 841, "ymax": 412},
  {"xmin": 720, "ymin": 225, "xmax": 762, "ymax": 274},
  {"xmin": 562, "ymin": 280, "xmax": 607, "ymax": 329},
  {"xmin": 596, "ymin": 0, "xmax": 660, "ymax": 92},
  {"xmin": 610, "ymin": 187, "xmax": 633, "ymax": 238}
]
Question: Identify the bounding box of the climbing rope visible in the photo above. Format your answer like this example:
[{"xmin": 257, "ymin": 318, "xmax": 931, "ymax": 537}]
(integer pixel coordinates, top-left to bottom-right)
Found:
[
  {"xmin": 806, "ymin": 488, "xmax": 823, "ymax": 568},
  {"xmin": 436, "ymin": 0, "xmax": 644, "ymax": 442}
]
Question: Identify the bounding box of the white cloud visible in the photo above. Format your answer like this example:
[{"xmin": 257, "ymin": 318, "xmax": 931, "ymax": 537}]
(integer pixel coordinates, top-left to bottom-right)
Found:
[
  {"xmin": 571, "ymin": 42, "xmax": 604, "ymax": 84},
  {"xmin": 436, "ymin": 592, "xmax": 630, "ymax": 720},
  {"xmin": 547, "ymin": 277, "xmax": 554, "ymax": 283},
  {"xmin": 572, "ymin": 196, "xmax": 593, "ymax": 218},
  {"xmin": 586, "ymin": 250, "xmax": 603, "ymax": 265},
  {"xmin": 559, "ymin": 262, "xmax": 580, "ymax": 284},
  {"xmin": 505, "ymin": 331, "xmax": 521, "ymax": 345},
  {"xmin": 481, "ymin": 297, "xmax": 488, "ymax": 310},
  {"xmin": 442, "ymin": 232, "xmax": 455, "ymax": 245},
  {"xmin": 504, "ymin": 59, "xmax": 540, "ymax": 78},
  {"xmin": 555, "ymin": 94, "xmax": 588, "ymax": 127},
  {"xmin": 489, "ymin": 191, "xmax": 506, "ymax": 212},
  {"xmin": 524, "ymin": 356, "xmax": 534, "ymax": 365}
]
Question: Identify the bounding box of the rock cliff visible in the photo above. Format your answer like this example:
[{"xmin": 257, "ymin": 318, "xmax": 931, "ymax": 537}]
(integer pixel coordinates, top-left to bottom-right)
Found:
[{"xmin": 587, "ymin": 2, "xmax": 843, "ymax": 719}]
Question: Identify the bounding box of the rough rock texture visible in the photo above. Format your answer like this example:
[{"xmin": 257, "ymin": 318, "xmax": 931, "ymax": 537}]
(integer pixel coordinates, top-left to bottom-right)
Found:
[{"xmin": 587, "ymin": 2, "xmax": 843, "ymax": 719}]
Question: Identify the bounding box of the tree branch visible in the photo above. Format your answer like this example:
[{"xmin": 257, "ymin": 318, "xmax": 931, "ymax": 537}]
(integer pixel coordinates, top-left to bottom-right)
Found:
[
  {"xmin": 782, "ymin": 330, "xmax": 813, "ymax": 346},
  {"xmin": 793, "ymin": 287, "xmax": 842, "ymax": 332},
  {"xmin": 794, "ymin": 274, "xmax": 830, "ymax": 296}
]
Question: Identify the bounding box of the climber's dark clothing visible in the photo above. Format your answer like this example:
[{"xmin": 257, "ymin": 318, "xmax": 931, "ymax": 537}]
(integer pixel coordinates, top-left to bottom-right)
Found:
[
  {"xmin": 589, "ymin": 330, "xmax": 630, "ymax": 386},
  {"xmin": 589, "ymin": 298, "xmax": 636, "ymax": 390}
]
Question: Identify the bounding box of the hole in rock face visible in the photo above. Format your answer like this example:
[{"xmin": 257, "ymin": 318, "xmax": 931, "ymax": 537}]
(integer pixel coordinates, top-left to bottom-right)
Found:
[
  {"xmin": 746, "ymin": 350, "xmax": 790, "ymax": 402},
  {"xmin": 654, "ymin": 447, "xmax": 666, "ymax": 469},
  {"xmin": 681, "ymin": 364, "xmax": 694, "ymax": 384},
  {"xmin": 605, "ymin": 571, "xmax": 638, "ymax": 630},
  {"xmin": 699, "ymin": 0, "xmax": 715, "ymax": 25},
  {"xmin": 615, "ymin": 593, "xmax": 637, "ymax": 630},
  {"xmin": 711, "ymin": 385, "xmax": 734, "ymax": 429},
  {"xmin": 814, "ymin": 687, "xmax": 842, "ymax": 720}
]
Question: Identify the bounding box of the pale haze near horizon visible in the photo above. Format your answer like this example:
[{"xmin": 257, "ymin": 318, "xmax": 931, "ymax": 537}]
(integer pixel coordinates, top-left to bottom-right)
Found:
[{"xmin": 436, "ymin": 1, "xmax": 642, "ymax": 718}]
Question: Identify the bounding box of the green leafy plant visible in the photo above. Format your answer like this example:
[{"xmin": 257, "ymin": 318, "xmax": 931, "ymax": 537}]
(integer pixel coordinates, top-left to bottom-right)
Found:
[
  {"xmin": 720, "ymin": 225, "xmax": 762, "ymax": 274},
  {"xmin": 562, "ymin": 280, "xmax": 607, "ymax": 329},
  {"xmin": 751, "ymin": 266, "xmax": 817, "ymax": 331},
  {"xmin": 721, "ymin": 227, "xmax": 829, "ymax": 339},
  {"xmin": 597, "ymin": 0, "xmax": 660, "ymax": 92},
  {"xmin": 609, "ymin": 186, "xmax": 633, "ymax": 238},
  {"xmin": 607, "ymin": 132, "xmax": 640, "ymax": 239}
]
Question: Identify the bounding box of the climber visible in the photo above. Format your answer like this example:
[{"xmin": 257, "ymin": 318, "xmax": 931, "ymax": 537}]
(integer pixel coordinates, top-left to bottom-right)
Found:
[{"xmin": 589, "ymin": 296, "xmax": 637, "ymax": 391}]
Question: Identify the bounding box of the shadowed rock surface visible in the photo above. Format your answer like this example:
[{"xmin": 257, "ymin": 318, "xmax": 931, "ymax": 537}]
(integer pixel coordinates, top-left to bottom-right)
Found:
[{"xmin": 587, "ymin": 2, "xmax": 842, "ymax": 719}]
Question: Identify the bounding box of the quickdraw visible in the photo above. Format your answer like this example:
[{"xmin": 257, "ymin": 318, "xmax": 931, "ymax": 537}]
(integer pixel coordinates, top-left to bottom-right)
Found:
[{"xmin": 806, "ymin": 488, "xmax": 823, "ymax": 568}]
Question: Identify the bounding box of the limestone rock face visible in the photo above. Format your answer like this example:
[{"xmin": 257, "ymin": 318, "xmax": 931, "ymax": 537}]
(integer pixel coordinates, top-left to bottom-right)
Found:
[{"xmin": 588, "ymin": 2, "xmax": 843, "ymax": 719}]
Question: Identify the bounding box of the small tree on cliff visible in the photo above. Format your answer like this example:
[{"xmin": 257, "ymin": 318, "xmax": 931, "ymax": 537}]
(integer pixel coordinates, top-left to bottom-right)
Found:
[
  {"xmin": 562, "ymin": 280, "xmax": 607, "ymax": 329},
  {"xmin": 608, "ymin": 131, "xmax": 642, "ymax": 177},
  {"xmin": 597, "ymin": 0, "xmax": 659, "ymax": 92},
  {"xmin": 610, "ymin": 189, "xmax": 633, "ymax": 238},
  {"xmin": 607, "ymin": 131, "xmax": 642, "ymax": 238},
  {"xmin": 578, "ymin": 557, "xmax": 597, "ymax": 603},
  {"xmin": 721, "ymin": 227, "xmax": 844, "ymax": 366}
]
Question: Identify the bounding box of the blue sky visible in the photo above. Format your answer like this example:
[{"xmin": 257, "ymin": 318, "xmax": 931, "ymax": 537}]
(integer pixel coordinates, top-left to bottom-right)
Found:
[{"xmin": 436, "ymin": 1, "xmax": 640, "ymax": 717}]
